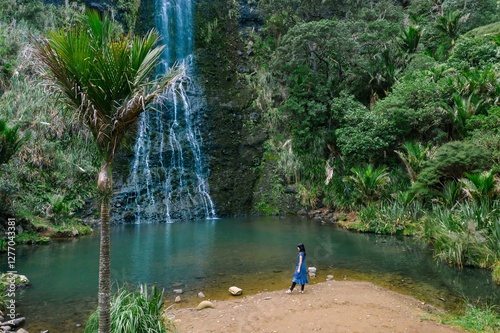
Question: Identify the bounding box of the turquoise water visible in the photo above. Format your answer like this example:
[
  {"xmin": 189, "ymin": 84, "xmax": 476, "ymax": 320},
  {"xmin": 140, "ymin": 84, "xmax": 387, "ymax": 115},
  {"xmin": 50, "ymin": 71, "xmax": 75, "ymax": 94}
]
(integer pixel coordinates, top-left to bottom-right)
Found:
[{"xmin": 2, "ymin": 216, "xmax": 498, "ymax": 332}]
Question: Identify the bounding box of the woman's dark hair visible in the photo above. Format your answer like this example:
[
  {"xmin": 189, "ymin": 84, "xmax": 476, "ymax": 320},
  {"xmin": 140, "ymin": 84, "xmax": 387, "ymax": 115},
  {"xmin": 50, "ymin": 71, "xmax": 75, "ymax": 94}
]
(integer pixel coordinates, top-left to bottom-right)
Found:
[{"xmin": 297, "ymin": 243, "xmax": 306, "ymax": 254}]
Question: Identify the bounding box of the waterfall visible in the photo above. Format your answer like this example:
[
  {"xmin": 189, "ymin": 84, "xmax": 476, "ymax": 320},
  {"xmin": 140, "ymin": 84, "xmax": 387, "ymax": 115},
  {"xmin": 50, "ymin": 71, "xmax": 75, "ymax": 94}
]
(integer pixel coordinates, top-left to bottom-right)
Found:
[{"xmin": 121, "ymin": 0, "xmax": 216, "ymax": 223}]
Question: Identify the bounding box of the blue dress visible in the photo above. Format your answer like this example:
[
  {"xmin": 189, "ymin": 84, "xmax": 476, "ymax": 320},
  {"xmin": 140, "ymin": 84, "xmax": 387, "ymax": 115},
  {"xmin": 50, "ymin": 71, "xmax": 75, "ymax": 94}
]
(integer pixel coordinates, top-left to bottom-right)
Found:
[{"xmin": 292, "ymin": 251, "xmax": 309, "ymax": 284}]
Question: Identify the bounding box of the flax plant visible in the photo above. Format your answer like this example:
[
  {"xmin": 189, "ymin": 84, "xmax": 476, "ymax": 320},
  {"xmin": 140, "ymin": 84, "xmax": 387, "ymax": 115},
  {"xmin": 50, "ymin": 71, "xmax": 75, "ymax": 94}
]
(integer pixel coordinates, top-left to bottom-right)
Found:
[
  {"xmin": 85, "ymin": 284, "xmax": 171, "ymax": 333},
  {"xmin": 35, "ymin": 10, "xmax": 179, "ymax": 333},
  {"xmin": 439, "ymin": 180, "xmax": 463, "ymax": 209}
]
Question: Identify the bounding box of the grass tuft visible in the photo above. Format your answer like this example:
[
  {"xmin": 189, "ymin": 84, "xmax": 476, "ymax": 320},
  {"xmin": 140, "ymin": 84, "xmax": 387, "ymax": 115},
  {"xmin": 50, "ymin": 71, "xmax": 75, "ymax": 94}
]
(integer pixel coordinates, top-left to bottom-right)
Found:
[
  {"xmin": 84, "ymin": 284, "xmax": 174, "ymax": 333},
  {"xmin": 442, "ymin": 304, "xmax": 500, "ymax": 333}
]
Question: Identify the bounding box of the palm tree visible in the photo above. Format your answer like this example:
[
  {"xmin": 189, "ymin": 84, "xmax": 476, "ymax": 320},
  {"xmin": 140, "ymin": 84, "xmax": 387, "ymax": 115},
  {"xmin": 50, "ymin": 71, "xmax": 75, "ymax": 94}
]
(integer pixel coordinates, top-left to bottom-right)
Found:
[
  {"xmin": 345, "ymin": 164, "xmax": 390, "ymax": 205},
  {"xmin": 35, "ymin": 10, "xmax": 178, "ymax": 333},
  {"xmin": 460, "ymin": 170, "xmax": 499, "ymax": 203},
  {"xmin": 447, "ymin": 93, "xmax": 487, "ymax": 138},
  {"xmin": 395, "ymin": 141, "xmax": 433, "ymax": 184},
  {"xmin": 436, "ymin": 10, "xmax": 469, "ymax": 46},
  {"xmin": 399, "ymin": 24, "xmax": 423, "ymax": 55},
  {"xmin": 0, "ymin": 118, "xmax": 29, "ymax": 167}
]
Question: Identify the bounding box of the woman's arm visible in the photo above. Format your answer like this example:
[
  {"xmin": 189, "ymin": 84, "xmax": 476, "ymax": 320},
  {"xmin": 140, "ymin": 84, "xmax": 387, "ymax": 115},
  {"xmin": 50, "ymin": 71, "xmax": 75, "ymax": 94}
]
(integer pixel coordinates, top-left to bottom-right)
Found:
[{"xmin": 297, "ymin": 253, "xmax": 303, "ymax": 273}]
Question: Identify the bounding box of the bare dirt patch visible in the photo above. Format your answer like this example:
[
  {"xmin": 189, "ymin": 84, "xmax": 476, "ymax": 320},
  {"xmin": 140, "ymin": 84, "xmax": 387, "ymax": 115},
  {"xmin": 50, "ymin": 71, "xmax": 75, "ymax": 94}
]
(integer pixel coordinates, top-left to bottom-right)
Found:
[{"xmin": 168, "ymin": 281, "xmax": 465, "ymax": 333}]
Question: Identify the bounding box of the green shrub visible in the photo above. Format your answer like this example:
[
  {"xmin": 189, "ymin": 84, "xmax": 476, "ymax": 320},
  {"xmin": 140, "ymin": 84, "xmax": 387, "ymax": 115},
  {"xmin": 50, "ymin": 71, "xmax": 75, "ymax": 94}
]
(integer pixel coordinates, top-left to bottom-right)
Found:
[
  {"xmin": 0, "ymin": 25, "xmax": 19, "ymax": 93},
  {"xmin": 322, "ymin": 176, "xmax": 354, "ymax": 210},
  {"xmin": 85, "ymin": 284, "xmax": 172, "ymax": 333},
  {"xmin": 373, "ymin": 70, "xmax": 450, "ymax": 145},
  {"xmin": 335, "ymin": 109, "xmax": 395, "ymax": 165},
  {"xmin": 254, "ymin": 195, "xmax": 280, "ymax": 215},
  {"xmin": 371, "ymin": 202, "xmax": 407, "ymax": 234},
  {"xmin": 416, "ymin": 141, "xmax": 492, "ymax": 191},
  {"xmin": 467, "ymin": 106, "xmax": 500, "ymax": 165},
  {"xmin": 395, "ymin": 141, "xmax": 434, "ymax": 184},
  {"xmin": 448, "ymin": 36, "xmax": 499, "ymax": 70}
]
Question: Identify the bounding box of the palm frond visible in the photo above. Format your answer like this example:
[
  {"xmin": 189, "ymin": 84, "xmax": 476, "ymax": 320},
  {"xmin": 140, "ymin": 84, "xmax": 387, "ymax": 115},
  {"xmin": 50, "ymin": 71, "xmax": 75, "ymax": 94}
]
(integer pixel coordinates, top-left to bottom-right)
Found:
[{"xmin": 35, "ymin": 9, "xmax": 170, "ymax": 161}]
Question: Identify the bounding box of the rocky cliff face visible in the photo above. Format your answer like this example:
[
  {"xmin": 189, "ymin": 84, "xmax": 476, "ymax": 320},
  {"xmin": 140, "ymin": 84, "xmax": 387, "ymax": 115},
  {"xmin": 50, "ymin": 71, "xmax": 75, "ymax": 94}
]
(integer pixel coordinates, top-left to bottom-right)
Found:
[{"xmin": 196, "ymin": 0, "xmax": 266, "ymax": 217}]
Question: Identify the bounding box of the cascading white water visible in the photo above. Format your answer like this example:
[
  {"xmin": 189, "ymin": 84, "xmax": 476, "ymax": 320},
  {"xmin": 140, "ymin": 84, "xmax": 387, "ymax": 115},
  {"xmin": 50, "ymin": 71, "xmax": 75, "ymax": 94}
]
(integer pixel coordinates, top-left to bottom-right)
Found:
[{"xmin": 124, "ymin": 0, "xmax": 216, "ymax": 223}]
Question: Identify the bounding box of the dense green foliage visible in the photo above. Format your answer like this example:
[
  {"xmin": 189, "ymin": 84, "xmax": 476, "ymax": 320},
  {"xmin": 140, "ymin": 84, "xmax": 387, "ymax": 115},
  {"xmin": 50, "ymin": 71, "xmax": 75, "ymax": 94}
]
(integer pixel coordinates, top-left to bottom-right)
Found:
[
  {"xmin": 249, "ymin": 0, "xmax": 500, "ymax": 285},
  {"xmin": 0, "ymin": 1, "xmax": 99, "ymax": 227},
  {"xmin": 0, "ymin": 0, "xmax": 151, "ymax": 226}
]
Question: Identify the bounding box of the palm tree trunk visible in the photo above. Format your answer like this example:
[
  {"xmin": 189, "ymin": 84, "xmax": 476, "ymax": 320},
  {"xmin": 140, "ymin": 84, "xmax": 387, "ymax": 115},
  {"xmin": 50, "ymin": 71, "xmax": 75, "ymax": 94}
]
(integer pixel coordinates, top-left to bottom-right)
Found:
[
  {"xmin": 98, "ymin": 196, "xmax": 111, "ymax": 333},
  {"xmin": 97, "ymin": 162, "xmax": 113, "ymax": 333}
]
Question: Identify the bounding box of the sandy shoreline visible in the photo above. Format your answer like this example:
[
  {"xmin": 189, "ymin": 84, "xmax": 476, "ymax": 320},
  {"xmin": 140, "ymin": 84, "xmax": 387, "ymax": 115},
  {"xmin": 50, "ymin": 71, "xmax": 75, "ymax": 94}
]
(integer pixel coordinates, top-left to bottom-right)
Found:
[{"xmin": 167, "ymin": 280, "xmax": 466, "ymax": 333}]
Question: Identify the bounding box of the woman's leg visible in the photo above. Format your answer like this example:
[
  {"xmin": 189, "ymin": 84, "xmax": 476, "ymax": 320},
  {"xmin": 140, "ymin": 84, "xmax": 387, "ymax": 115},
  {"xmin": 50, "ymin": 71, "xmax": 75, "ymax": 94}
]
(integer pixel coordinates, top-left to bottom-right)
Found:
[
  {"xmin": 290, "ymin": 282, "xmax": 297, "ymax": 291},
  {"xmin": 300, "ymin": 284, "xmax": 304, "ymax": 291}
]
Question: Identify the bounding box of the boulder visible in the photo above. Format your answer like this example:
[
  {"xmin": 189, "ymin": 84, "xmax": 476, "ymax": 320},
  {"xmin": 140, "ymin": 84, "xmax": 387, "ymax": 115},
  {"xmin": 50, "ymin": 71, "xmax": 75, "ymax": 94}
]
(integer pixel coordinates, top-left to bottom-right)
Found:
[
  {"xmin": 174, "ymin": 296, "xmax": 181, "ymax": 303},
  {"xmin": 3, "ymin": 317, "xmax": 25, "ymax": 327},
  {"xmin": 0, "ymin": 273, "xmax": 30, "ymax": 289},
  {"xmin": 228, "ymin": 286, "xmax": 242, "ymax": 296},
  {"xmin": 196, "ymin": 300, "xmax": 215, "ymax": 310},
  {"xmin": 198, "ymin": 292, "xmax": 205, "ymax": 298},
  {"xmin": 308, "ymin": 267, "xmax": 317, "ymax": 273},
  {"xmin": 173, "ymin": 289, "xmax": 183, "ymax": 294}
]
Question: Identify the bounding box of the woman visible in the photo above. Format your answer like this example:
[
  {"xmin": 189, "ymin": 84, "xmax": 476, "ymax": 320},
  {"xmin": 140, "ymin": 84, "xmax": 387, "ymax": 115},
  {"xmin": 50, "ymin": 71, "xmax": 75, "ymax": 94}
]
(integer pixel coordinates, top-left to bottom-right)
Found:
[{"xmin": 286, "ymin": 243, "xmax": 309, "ymax": 293}]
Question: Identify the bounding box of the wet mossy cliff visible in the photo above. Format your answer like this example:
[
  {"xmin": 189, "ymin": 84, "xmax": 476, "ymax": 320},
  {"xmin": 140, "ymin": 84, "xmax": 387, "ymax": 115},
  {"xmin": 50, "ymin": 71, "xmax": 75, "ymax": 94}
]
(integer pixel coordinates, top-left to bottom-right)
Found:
[{"xmin": 194, "ymin": 0, "xmax": 266, "ymax": 216}]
